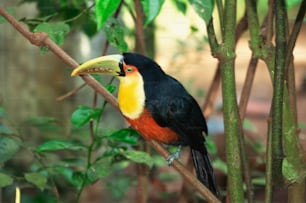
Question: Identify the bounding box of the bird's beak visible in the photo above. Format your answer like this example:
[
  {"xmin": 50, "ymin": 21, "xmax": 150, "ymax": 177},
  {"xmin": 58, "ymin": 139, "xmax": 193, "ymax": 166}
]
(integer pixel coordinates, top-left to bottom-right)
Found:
[{"xmin": 71, "ymin": 54, "xmax": 125, "ymax": 77}]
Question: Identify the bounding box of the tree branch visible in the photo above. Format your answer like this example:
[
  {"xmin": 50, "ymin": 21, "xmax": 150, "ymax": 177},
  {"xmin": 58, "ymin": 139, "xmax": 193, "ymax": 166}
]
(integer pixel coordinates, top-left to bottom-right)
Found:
[
  {"xmin": 134, "ymin": 0, "xmax": 146, "ymax": 54},
  {"xmin": 283, "ymin": 1, "xmax": 306, "ymax": 202},
  {"xmin": 219, "ymin": 0, "xmax": 245, "ymax": 202},
  {"xmin": 271, "ymin": 0, "xmax": 286, "ymax": 185},
  {"xmin": 56, "ymin": 83, "xmax": 87, "ymax": 101},
  {"xmin": 0, "ymin": 6, "xmax": 220, "ymax": 203}
]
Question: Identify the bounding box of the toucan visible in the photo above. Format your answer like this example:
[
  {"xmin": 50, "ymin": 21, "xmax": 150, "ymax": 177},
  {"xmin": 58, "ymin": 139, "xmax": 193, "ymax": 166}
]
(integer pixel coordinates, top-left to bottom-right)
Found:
[{"xmin": 71, "ymin": 53, "xmax": 218, "ymax": 195}]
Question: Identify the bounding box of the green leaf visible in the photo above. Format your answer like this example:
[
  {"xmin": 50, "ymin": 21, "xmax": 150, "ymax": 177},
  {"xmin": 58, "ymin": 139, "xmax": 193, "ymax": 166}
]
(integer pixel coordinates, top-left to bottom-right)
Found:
[
  {"xmin": 141, "ymin": 0, "xmax": 165, "ymax": 26},
  {"xmin": 107, "ymin": 128, "xmax": 139, "ymax": 145},
  {"xmin": 151, "ymin": 155, "xmax": 167, "ymax": 167},
  {"xmin": 106, "ymin": 176, "xmax": 132, "ymax": 199},
  {"xmin": 53, "ymin": 165, "xmax": 84, "ymax": 188},
  {"xmin": 36, "ymin": 140, "xmax": 87, "ymax": 153},
  {"xmin": 190, "ymin": 25, "xmax": 199, "ymax": 33},
  {"xmin": 91, "ymin": 74, "xmax": 103, "ymax": 83},
  {"xmin": 87, "ymin": 159, "xmax": 112, "ymax": 182},
  {"xmin": 71, "ymin": 106, "xmax": 102, "ymax": 127},
  {"xmin": 283, "ymin": 158, "xmax": 298, "ymax": 183},
  {"xmin": 27, "ymin": 116, "xmax": 56, "ymax": 126},
  {"xmin": 251, "ymin": 140, "xmax": 265, "ymax": 153},
  {"xmin": 243, "ymin": 119, "xmax": 257, "ymax": 132},
  {"xmin": 0, "ymin": 106, "xmax": 5, "ymax": 118},
  {"xmin": 26, "ymin": 116, "xmax": 61, "ymax": 133},
  {"xmin": 282, "ymin": 158, "xmax": 306, "ymax": 184},
  {"xmin": 60, "ymin": 158, "xmax": 86, "ymax": 167},
  {"xmin": 286, "ymin": 0, "xmax": 302, "ymax": 9},
  {"xmin": 72, "ymin": 172, "xmax": 86, "ymax": 188},
  {"xmin": 82, "ymin": 13, "xmax": 98, "ymax": 37},
  {"xmin": 0, "ymin": 136, "xmax": 20, "ymax": 163},
  {"xmin": 25, "ymin": 172, "xmax": 47, "ymax": 191},
  {"xmin": 213, "ymin": 158, "xmax": 227, "ymax": 174},
  {"xmin": 102, "ymin": 18, "xmax": 128, "ymax": 52},
  {"xmin": 105, "ymin": 84, "xmax": 117, "ymax": 93},
  {"xmin": 171, "ymin": 0, "xmax": 188, "ymax": 14},
  {"xmin": 0, "ymin": 124, "xmax": 16, "ymax": 135},
  {"xmin": 0, "ymin": 16, "xmax": 6, "ymax": 24},
  {"xmin": 123, "ymin": 150, "xmax": 153, "ymax": 168},
  {"xmin": 0, "ymin": 173, "xmax": 13, "ymax": 187},
  {"xmin": 252, "ymin": 177, "xmax": 265, "ymax": 186},
  {"xmin": 158, "ymin": 171, "xmax": 180, "ymax": 181},
  {"xmin": 189, "ymin": 0, "xmax": 214, "ymax": 24},
  {"xmin": 95, "ymin": 0, "xmax": 121, "ymax": 29},
  {"xmin": 206, "ymin": 137, "xmax": 217, "ymax": 155},
  {"xmin": 33, "ymin": 22, "xmax": 70, "ymax": 54},
  {"xmin": 33, "ymin": 22, "xmax": 70, "ymax": 45}
]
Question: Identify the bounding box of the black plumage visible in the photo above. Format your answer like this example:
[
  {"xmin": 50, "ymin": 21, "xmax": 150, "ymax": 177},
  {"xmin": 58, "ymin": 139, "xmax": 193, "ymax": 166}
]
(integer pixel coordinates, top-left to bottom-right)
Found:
[{"xmin": 122, "ymin": 53, "xmax": 218, "ymax": 195}]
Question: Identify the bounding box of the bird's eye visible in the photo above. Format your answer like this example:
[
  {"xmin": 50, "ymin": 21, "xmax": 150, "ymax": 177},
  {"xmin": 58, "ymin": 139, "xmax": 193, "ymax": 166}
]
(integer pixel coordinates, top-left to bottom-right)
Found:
[{"xmin": 126, "ymin": 67, "xmax": 133, "ymax": 72}]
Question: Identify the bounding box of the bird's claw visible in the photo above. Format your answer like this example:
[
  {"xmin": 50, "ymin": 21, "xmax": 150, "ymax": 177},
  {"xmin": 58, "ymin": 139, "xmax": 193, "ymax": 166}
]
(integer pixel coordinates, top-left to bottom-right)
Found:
[
  {"xmin": 166, "ymin": 153, "xmax": 178, "ymax": 165},
  {"xmin": 166, "ymin": 146, "xmax": 182, "ymax": 165}
]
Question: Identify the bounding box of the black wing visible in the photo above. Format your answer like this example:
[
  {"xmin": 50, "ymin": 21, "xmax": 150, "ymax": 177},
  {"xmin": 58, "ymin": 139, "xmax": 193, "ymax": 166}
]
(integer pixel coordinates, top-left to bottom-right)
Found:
[{"xmin": 144, "ymin": 75, "xmax": 207, "ymax": 150}]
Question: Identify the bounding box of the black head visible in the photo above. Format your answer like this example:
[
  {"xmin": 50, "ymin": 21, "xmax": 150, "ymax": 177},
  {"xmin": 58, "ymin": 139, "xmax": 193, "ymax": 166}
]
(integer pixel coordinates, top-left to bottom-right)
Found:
[{"xmin": 121, "ymin": 53, "xmax": 166, "ymax": 80}]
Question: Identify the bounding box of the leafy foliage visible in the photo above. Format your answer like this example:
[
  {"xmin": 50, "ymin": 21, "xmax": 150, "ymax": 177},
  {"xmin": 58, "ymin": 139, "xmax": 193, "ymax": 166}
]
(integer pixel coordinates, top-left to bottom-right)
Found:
[
  {"xmin": 189, "ymin": 0, "xmax": 214, "ymax": 24},
  {"xmin": 0, "ymin": 173, "xmax": 13, "ymax": 188},
  {"xmin": 0, "ymin": 136, "xmax": 20, "ymax": 163},
  {"xmin": 107, "ymin": 128, "xmax": 139, "ymax": 145},
  {"xmin": 34, "ymin": 22, "xmax": 69, "ymax": 52},
  {"xmin": 102, "ymin": 17, "xmax": 128, "ymax": 52},
  {"xmin": 0, "ymin": 107, "xmax": 21, "ymax": 164},
  {"xmin": 34, "ymin": 22, "xmax": 70, "ymax": 44},
  {"xmin": 0, "ymin": 103, "xmax": 149, "ymax": 201},
  {"xmin": 286, "ymin": 0, "xmax": 303, "ymax": 8},
  {"xmin": 36, "ymin": 140, "xmax": 87, "ymax": 152},
  {"xmin": 71, "ymin": 105, "xmax": 102, "ymax": 127},
  {"xmin": 171, "ymin": 0, "xmax": 188, "ymax": 14},
  {"xmin": 123, "ymin": 150, "xmax": 154, "ymax": 168},
  {"xmin": 95, "ymin": 0, "xmax": 121, "ymax": 29},
  {"xmin": 24, "ymin": 172, "xmax": 48, "ymax": 191},
  {"xmin": 141, "ymin": 0, "xmax": 165, "ymax": 26}
]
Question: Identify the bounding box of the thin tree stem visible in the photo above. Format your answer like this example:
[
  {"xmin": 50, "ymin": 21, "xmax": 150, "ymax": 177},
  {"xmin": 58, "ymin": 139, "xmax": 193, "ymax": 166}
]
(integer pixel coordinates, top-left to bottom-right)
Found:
[
  {"xmin": 283, "ymin": 1, "xmax": 306, "ymax": 202},
  {"xmin": 216, "ymin": 0, "xmax": 224, "ymax": 37},
  {"xmin": 272, "ymin": 0, "xmax": 286, "ymax": 182},
  {"xmin": 219, "ymin": 0, "xmax": 245, "ymax": 202},
  {"xmin": 239, "ymin": 57, "xmax": 258, "ymax": 119},
  {"xmin": 134, "ymin": 0, "xmax": 146, "ymax": 54},
  {"xmin": 202, "ymin": 65, "xmax": 221, "ymax": 117},
  {"xmin": 266, "ymin": 1, "xmax": 287, "ymax": 202}
]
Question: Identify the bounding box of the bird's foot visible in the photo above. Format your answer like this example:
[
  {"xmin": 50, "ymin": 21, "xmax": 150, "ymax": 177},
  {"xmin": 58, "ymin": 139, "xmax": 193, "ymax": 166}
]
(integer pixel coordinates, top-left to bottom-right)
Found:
[{"xmin": 166, "ymin": 145, "xmax": 182, "ymax": 165}]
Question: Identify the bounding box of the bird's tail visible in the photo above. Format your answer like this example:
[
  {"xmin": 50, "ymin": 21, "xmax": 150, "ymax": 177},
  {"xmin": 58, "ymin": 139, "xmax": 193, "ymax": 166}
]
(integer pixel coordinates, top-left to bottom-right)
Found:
[{"xmin": 191, "ymin": 148, "xmax": 218, "ymax": 196}]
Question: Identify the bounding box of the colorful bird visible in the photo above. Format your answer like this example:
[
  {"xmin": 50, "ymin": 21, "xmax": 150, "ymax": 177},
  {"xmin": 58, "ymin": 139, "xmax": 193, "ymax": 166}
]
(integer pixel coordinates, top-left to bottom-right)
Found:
[{"xmin": 71, "ymin": 53, "xmax": 218, "ymax": 195}]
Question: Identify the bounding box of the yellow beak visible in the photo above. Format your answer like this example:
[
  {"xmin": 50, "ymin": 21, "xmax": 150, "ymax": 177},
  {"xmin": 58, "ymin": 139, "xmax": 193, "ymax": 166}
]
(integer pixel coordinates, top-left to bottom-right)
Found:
[{"xmin": 71, "ymin": 54, "xmax": 124, "ymax": 76}]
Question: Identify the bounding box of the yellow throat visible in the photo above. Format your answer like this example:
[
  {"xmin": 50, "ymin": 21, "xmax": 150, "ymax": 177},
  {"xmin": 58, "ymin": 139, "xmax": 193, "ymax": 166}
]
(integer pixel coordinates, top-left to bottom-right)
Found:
[{"xmin": 117, "ymin": 72, "xmax": 145, "ymax": 119}]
